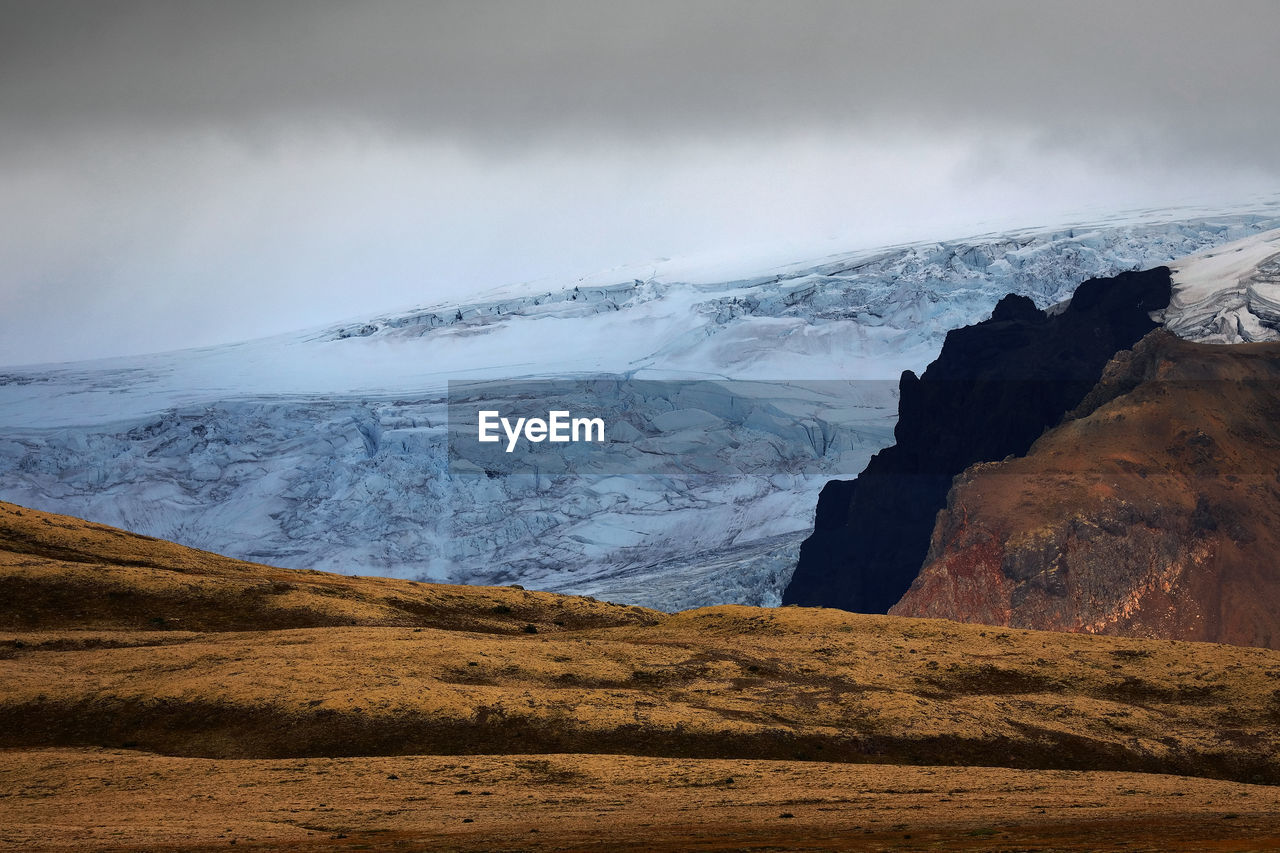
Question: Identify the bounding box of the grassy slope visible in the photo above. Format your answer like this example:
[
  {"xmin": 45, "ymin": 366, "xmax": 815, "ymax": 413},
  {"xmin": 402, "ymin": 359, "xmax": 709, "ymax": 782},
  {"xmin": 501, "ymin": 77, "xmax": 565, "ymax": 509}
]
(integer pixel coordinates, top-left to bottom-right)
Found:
[
  {"xmin": 0, "ymin": 500, "xmax": 659, "ymax": 633},
  {"xmin": 2, "ymin": 500, "xmax": 1280, "ymax": 850}
]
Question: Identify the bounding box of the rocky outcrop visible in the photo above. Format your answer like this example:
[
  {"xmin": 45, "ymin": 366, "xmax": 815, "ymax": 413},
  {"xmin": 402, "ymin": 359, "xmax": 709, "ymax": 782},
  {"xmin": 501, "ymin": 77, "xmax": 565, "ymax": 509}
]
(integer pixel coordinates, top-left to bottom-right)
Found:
[
  {"xmin": 783, "ymin": 267, "xmax": 1173, "ymax": 612},
  {"xmin": 891, "ymin": 330, "xmax": 1280, "ymax": 649}
]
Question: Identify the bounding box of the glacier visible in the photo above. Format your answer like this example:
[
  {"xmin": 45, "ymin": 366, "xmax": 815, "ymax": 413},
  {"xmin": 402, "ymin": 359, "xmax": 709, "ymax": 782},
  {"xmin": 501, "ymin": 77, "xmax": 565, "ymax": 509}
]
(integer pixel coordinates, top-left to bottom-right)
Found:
[
  {"xmin": 1158, "ymin": 227, "xmax": 1280, "ymax": 343},
  {"xmin": 2, "ymin": 206, "xmax": 1280, "ymax": 611}
]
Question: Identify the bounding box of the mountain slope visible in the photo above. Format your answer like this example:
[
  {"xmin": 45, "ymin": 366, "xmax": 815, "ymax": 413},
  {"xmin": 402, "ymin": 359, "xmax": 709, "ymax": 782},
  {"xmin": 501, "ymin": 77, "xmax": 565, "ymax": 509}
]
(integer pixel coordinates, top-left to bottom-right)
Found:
[
  {"xmin": 783, "ymin": 267, "xmax": 1172, "ymax": 611},
  {"xmin": 891, "ymin": 330, "xmax": 1280, "ymax": 648}
]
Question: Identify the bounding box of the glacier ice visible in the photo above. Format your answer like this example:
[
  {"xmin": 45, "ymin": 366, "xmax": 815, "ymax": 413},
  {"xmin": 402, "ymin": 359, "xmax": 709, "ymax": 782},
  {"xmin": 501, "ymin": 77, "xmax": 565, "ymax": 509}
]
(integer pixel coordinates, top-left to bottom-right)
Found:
[
  {"xmin": 3, "ymin": 208, "xmax": 1280, "ymax": 610},
  {"xmin": 1160, "ymin": 228, "xmax": 1280, "ymax": 344}
]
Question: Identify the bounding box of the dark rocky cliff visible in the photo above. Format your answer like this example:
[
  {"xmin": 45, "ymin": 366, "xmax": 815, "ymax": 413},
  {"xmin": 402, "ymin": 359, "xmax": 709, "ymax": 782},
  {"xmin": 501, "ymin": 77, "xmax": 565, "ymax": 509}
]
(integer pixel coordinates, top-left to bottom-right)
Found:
[
  {"xmin": 783, "ymin": 267, "xmax": 1172, "ymax": 611},
  {"xmin": 892, "ymin": 330, "xmax": 1280, "ymax": 649}
]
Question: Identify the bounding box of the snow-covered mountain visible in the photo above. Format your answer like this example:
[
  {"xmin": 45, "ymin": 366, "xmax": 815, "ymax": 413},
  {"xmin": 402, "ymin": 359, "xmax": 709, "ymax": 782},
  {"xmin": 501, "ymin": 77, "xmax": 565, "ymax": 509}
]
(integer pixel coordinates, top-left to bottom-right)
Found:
[{"xmin": 2, "ymin": 206, "xmax": 1279, "ymax": 610}]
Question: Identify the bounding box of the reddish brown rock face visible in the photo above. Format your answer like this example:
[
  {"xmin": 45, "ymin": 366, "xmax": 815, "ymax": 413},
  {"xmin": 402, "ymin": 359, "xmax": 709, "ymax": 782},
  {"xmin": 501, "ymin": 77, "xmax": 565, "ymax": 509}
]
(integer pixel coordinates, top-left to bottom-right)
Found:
[{"xmin": 892, "ymin": 330, "xmax": 1280, "ymax": 649}]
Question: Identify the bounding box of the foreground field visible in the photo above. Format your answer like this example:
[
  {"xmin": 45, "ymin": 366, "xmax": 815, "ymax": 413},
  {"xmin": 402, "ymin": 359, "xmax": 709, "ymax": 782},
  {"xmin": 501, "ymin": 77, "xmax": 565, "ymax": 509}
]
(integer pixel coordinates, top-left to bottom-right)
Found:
[
  {"xmin": 4, "ymin": 749, "xmax": 1280, "ymax": 852},
  {"xmin": 5, "ymin": 611, "xmax": 1280, "ymax": 780},
  {"xmin": 2, "ymin": 501, "xmax": 1279, "ymax": 850}
]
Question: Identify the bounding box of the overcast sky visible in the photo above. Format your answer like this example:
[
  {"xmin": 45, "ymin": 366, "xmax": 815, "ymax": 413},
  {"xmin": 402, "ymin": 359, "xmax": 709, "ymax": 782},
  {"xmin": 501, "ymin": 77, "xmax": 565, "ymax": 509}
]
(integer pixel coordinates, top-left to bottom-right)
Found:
[{"xmin": 2, "ymin": 0, "xmax": 1279, "ymax": 365}]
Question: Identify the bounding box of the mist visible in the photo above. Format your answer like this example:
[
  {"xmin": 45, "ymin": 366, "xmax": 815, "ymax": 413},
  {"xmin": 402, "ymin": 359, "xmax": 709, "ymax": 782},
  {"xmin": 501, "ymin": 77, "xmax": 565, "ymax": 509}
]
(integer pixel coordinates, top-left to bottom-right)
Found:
[{"xmin": 2, "ymin": 0, "xmax": 1278, "ymax": 365}]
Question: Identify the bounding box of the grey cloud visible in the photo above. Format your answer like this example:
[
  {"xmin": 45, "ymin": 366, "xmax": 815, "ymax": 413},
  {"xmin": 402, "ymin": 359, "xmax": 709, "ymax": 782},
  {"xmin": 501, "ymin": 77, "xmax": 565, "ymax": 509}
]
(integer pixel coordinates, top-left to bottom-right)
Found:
[{"xmin": 2, "ymin": 0, "xmax": 1278, "ymax": 163}]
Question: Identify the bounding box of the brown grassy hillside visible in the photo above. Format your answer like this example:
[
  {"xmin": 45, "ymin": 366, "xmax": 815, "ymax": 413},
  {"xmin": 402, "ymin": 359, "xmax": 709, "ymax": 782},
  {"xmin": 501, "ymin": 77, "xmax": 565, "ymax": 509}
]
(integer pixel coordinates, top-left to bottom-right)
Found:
[
  {"xmin": 2, "ymin": 500, "xmax": 1280, "ymax": 851},
  {"xmin": 6, "ymin": 608, "xmax": 1280, "ymax": 782},
  {"xmin": 0, "ymin": 501, "xmax": 659, "ymax": 634}
]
